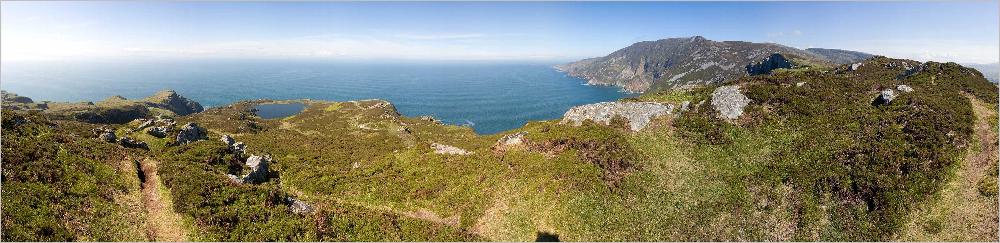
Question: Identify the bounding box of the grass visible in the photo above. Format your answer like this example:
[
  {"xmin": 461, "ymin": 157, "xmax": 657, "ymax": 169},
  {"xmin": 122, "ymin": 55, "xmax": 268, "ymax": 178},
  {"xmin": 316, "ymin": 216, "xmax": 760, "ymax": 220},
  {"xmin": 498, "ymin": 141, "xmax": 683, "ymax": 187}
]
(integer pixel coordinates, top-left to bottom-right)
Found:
[{"xmin": 3, "ymin": 56, "xmax": 997, "ymax": 241}]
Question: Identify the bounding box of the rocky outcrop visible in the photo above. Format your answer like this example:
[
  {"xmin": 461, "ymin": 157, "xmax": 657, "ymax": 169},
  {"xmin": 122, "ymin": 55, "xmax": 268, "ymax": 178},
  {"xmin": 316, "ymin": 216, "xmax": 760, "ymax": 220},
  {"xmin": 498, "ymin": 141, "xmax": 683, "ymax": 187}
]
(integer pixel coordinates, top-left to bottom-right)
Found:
[
  {"xmin": 147, "ymin": 126, "xmax": 170, "ymax": 138},
  {"xmin": 2, "ymin": 90, "xmax": 34, "ymax": 104},
  {"xmin": 143, "ymin": 90, "xmax": 204, "ymax": 115},
  {"xmin": 242, "ymin": 155, "xmax": 271, "ymax": 184},
  {"xmin": 95, "ymin": 128, "xmax": 117, "ymax": 143},
  {"xmin": 493, "ymin": 131, "xmax": 528, "ymax": 152},
  {"xmin": 746, "ymin": 53, "xmax": 793, "ymax": 75},
  {"xmin": 118, "ymin": 136, "xmax": 148, "ymax": 149},
  {"xmin": 431, "ymin": 143, "xmax": 472, "ymax": 155},
  {"xmin": 175, "ymin": 122, "xmax": 207, "ymax": 144},
  {"xmin": 220, "ymin": 135, "xmax": 247, "ymax": 155},
  {"xmin": 872, "ymin": 89, "xmax": 896, "ymax": 106},
  {"xmin": 711, "ymin": 85, "xmax": 751, "ymax": 120},
  {"xmin": 561, "ymin": 102, "xmax": 674, "ymax": 131},
  {"xmin": 286, "ymin": 197, "xmax": 314, "ymax": 215}
]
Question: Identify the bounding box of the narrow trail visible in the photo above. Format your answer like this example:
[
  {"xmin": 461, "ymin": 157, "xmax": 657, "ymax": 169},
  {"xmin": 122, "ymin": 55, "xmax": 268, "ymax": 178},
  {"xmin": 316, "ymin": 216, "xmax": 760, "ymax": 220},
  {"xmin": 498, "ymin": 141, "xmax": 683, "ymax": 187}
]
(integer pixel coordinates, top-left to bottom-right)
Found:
[
  {"xmin": 898, "ymin": 96, "xmax": 999, "ymax": 240},
  {"xmin": 139, "ymin": 158, "xmax": 190, "ymax": 242}
]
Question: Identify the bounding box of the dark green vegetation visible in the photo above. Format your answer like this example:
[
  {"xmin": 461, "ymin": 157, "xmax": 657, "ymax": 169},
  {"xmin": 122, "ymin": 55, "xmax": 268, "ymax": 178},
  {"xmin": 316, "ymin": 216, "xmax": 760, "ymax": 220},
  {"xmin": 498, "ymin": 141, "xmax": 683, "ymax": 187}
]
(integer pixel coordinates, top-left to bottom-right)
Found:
[
  {"xmin": 2, "ymin": 111, "xmax": 147, "ymax": 241},
  {"xmin": 2, "ymin": 56, "xmax": 997, "ymax": 241}
]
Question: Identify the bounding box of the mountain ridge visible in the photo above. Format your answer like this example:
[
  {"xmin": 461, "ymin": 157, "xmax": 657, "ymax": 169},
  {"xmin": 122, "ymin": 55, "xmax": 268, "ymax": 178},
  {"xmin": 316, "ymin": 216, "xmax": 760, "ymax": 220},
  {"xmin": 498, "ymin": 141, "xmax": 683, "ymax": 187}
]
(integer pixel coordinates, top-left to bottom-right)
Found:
[{"xmin": 557, "ymin": 36, "xmax": 873, "ymax": 92}]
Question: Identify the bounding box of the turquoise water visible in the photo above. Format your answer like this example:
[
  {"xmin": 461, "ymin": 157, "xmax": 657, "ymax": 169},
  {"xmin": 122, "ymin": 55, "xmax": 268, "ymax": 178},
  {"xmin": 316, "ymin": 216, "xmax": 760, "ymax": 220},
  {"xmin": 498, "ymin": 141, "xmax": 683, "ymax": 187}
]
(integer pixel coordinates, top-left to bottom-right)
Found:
[
  {"xmin": 0, "ymin": 59, "xmax": 633, "ymax": 134},
  {"xmin": 255, "ymin": 103, "xmax": 306, "ymax": 119}
]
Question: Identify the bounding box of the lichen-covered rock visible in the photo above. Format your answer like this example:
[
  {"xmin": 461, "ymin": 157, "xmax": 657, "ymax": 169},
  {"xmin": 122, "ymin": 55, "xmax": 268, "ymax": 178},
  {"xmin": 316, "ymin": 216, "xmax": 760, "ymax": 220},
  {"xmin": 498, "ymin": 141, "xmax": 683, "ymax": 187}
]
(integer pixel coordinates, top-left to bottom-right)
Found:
[
  {"xmin": 680, "ymin": 101, "xmax": 691, "ymax": 112},
  {"xmin": 850, "ymin": 62, "xmax": 863, "ymax": 71},
  {"xmin": 242, "ymin": 155, "xmax": 270, "ymax": 184},
  {"xmin": 118, "ymin": 136, "xmax": 148, "ymax": 149},
  {"xmin": 561, "ymin": 102, "xmax": 674, "ymax": 131},
  {"xmin": 221, "ymin": 134, "xmax": 248, "ymax": 155},
  {"xmin": 96, "ymin": 129, "xmax": 117, "ymax": 143},
  {"xmin": 147, "ymin": 126, "xmax": 170, "ymax": 138},
  {"xmin": 287, "ymin": 197, "xmax": 314, "ymax": 215},
  {"xmin": 873, "ymin": 89, "xmax": 896, "ymax": 106},
  {"xmin": 175, "ymin": 122, "xmax": 207, "ymax": 144},
  {"xmin": 897, "ymin": 84, "xmax": 914, "ymax": 93},
  {"xmin": 431, "ymin": 143, "xmax": 472, "ymax": 155},
  {"xmin": 493, "ymin": 131, "xmax": 528, "ymax": 152},
  {"xmin": 710, "ymin": 85, "xmax": 751, "ymax": 120}
]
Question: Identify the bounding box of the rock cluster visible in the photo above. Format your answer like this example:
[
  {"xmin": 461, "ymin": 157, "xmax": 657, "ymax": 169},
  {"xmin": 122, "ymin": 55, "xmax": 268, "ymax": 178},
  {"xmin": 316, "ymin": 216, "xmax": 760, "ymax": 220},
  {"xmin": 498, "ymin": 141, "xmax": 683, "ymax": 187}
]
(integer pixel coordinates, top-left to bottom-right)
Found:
[
  {"xmin": 220, "ymin": 135, "xmax": 247, "ymax": 155},
  {"xmin": 710, "ymin": 85, "xmax": 751, "ymax": 120},
  {"xmin": 175, "ymin": 122, "xmax": 207, "ymax": 144},
  {"xmin": 872, "ymin": 85, "xmax": 914, "ymax": 106},
  {"xmin": 118, "ymin": 136, "xmax": 148, "ymax": 149},
  {"xmin": 147, "ymin": 126, "xmax": 170, "ymax": 138},
  {"xmin": 561, "ymin": 102, "xmax": 675, "ymax": 131},
  {"xmin": 431, "ymin": 143, "xmax": 472, "ymax": 155}
]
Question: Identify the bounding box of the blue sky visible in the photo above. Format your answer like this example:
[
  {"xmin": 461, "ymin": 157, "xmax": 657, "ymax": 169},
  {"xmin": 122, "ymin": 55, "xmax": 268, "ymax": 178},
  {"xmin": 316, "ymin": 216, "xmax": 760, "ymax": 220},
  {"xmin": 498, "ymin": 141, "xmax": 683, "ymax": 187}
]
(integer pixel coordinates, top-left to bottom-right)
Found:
[{"xmin": 2, "ymin": 1, "xmax": 997, "ymax": 63}]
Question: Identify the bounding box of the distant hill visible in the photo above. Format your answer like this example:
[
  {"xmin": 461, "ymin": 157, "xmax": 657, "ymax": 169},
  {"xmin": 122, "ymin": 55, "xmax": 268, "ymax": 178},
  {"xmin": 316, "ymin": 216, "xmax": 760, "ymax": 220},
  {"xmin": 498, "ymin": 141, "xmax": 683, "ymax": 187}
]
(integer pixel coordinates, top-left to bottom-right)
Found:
[
  {"xmin": 556, "ymin": 36, "xmax": 872, "ymax": 92},
  {"xmin": 805, "ymin": 48, "xmax": 874, "ymax": 64},
  {"xmin": 963, "ymin": 63, "xmax": 999, "ymax": 83}
]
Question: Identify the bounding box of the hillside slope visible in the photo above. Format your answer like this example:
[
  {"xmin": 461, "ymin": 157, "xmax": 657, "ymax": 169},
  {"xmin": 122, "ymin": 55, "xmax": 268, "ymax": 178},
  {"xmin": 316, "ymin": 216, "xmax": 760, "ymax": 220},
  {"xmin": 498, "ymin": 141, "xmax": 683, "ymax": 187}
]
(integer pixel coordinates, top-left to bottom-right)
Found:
[
  {"xmin": 2, "ymin": 57, "xmax": 996, "ymax": 241},
  {"xmin": 556, "ymin": 36, "xmax": 871, "ymax": 92}
]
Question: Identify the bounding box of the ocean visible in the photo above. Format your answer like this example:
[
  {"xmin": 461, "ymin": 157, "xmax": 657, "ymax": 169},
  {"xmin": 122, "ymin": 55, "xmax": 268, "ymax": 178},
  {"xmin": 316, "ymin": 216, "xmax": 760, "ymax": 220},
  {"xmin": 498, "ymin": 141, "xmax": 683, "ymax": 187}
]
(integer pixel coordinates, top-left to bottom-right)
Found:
[{"xmin": 0, "ymin": 59, "xmax": 633, "ymax": 134}]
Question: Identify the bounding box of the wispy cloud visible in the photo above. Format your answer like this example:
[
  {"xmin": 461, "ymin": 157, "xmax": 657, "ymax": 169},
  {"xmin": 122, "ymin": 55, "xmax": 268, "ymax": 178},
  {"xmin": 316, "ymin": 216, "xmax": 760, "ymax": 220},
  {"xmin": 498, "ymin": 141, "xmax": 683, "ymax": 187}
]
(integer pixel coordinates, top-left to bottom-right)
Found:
[{"xmin": 392, "ymin": 33, "xmax": 488, "ymax": 40}]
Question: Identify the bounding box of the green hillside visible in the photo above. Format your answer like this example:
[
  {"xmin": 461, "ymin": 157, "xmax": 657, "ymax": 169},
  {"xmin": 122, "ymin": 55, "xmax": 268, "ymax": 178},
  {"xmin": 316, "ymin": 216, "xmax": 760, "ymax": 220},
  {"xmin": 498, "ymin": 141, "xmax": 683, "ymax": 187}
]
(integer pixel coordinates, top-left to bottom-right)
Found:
[{"xmin": 2, "ymin": 57, "xmax": 997, "ymax": 241}]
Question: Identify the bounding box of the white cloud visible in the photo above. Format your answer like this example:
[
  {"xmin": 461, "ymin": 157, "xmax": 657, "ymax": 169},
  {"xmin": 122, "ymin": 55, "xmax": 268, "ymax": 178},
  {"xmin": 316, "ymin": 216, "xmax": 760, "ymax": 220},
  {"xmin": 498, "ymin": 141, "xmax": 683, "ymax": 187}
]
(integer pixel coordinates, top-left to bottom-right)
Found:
[{"xmin": 846, "ymin": 39, "xmax": 999, "ymax": 64}]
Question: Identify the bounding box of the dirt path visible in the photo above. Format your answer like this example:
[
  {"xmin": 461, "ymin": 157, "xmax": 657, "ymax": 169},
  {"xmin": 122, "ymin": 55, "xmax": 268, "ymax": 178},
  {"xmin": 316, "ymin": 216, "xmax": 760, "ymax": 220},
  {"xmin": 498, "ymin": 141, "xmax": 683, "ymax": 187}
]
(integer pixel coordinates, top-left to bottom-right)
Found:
[
  {"xmin": 140, "ymin": 159, "xmax": 190, "ymax": 242},
  {"xmin": 897, "ymin": 96, "xmax": 999, "ymax": 241}
]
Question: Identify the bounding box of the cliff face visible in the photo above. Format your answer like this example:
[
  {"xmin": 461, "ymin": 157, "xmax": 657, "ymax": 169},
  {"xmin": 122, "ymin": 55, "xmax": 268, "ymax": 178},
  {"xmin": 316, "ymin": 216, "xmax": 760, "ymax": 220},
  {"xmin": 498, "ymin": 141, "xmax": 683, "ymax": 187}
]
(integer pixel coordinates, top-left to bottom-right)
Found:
[{"xmin": 557, "ymin": 36, "xmax": 871, "ymax": 92}]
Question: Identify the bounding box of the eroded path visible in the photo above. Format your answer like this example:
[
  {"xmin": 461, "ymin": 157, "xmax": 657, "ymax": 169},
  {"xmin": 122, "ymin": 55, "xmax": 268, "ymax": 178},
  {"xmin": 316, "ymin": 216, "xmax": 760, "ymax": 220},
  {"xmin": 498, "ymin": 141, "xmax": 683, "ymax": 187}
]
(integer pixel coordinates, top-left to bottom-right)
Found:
[
  {"xmin": 139, "ymin": 159, "xmax": 190, "ymax": 241},
  {"xmin": 898, "ymin": 96, "xmax": 999, "ymax": 240}
]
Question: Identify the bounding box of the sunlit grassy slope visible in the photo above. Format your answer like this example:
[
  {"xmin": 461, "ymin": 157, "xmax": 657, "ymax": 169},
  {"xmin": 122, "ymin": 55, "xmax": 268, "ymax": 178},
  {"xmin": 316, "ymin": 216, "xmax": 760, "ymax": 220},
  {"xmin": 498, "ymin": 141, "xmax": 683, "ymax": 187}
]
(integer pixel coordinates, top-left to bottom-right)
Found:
[{"xmin": 3, "ymin": 56, "xmax": 997, "ymax": 241}]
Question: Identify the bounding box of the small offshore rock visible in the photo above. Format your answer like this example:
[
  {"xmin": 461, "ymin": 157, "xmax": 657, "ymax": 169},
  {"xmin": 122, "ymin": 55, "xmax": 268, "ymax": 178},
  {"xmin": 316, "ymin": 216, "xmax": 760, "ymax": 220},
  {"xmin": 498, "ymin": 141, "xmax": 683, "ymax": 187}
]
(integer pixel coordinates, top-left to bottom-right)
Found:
[
  {"xmin": 711, "ymin": 85, "xmax": 751, "ymax": 120},
  {"xmin": 287, "ymin": 197, "xmax": 315, "ymax": 215},
  {"xmin": 118, "ymin": 136, "xmax": 148, "ymax": 149},
  {"xmin": 561, "ymin": 101, "xmax": 674, "ymax": 131},
  {"xmin": 175, "ymin": 122, "xmax": 207, "ymax": 144},
  {"xmin": 242, "ymin": 155, "xmax": 271, "ymax": 184},
  {"xmin": 147, "ymin": 126, "xmax": 170, "ymax": 138},
  {"xmin": 432, "ymin": 143, "xmax": 472, "ymax": 155},
  {"xmin": 896, "ymin": 84, "xmax": 914, "ymax": 93}
]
